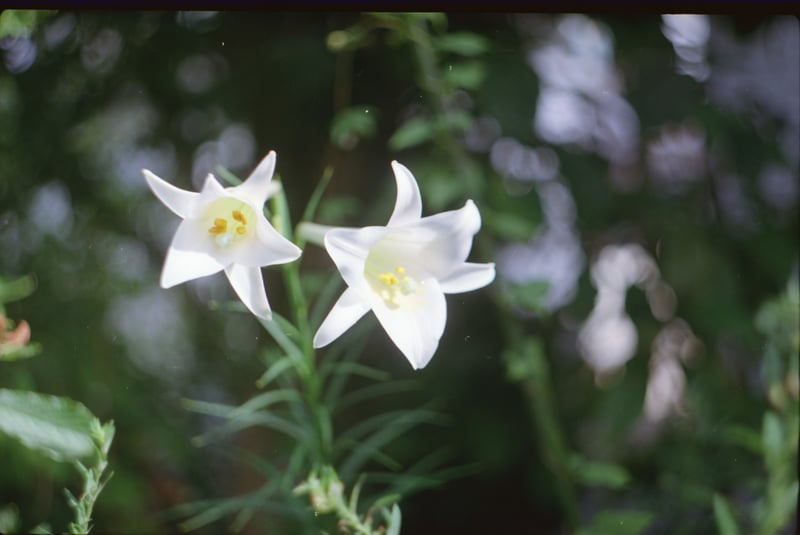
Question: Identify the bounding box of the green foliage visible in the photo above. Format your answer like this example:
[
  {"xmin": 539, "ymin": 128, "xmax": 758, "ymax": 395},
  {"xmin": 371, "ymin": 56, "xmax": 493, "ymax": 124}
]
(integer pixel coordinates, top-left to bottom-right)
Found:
[
  {"xmin": 0, "ymin": 10, "xmax": 54, "ymax": 39},
  {"xmin": 330, "ymin": 107, "xmax": 378, "ymax": 150},
  {"xmin": 432, "ymin": 32, "xmax": 490, "ymax": 56},
  {"xmin": 442, "ymin": 61, "xmax": 487, "ymax": 90},
  {"xmin": 713, "ymin": 493, "xmax": 740, "ymax": 535},
  {"xmin": 2, "ymin": 9, "xmax": 798, "ymax": 535},
  {"xmin": 568, "ymin": 454, "xmax": 631, "ymax": 490},
  {"xmin": 66, "ymin": 420, "xmax": 115, "ymax": 534},
  {"xmin": 0, "ymin": 275, "xmax": 36, "ymax": 309},
  {"xmin": 576, "ymin": 510, "xmax": 654, "ymax": 535},
  {"xmin": 388, "ymin": 116, "xmax": 435, "ymax": 151}
]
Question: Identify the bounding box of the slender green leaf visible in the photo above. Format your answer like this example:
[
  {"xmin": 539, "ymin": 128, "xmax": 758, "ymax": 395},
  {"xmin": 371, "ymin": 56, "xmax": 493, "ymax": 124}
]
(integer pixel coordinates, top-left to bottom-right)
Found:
[
  {"xmin": 762, "ymin": 411, "xmax": 782, "ymax": 471},
  {"xmin": 270, "ymin": 311, "xmax": 301, "ymax": 342},
  {"xmin": 191, "ymin": 411, "xmax": 307, "ymax": 447},
  {"xmin": 183, "ymin": 389, "xmax": 302, "ymax": 420},
  {"xmin": 339, "ymin": 408, "xmax": 448, "ymax": 479},
  {"xmin": 258, "ymin": 317, "xmax": 305, "ymax": 369},
  {"xmin": 385, "ymin": 503, "xmax": 402, "ymax": 535},
  {"xmin": 713, "ymin": 493, "xmax": 740, "ymax": 535},
  {"xmin": 255, "ymin": 354, "xmax": 295, "ymax": 389},
  {"xmin": 228, "ymin": 507, "xmax": 254, "ymax": 534},
  {"xmin": 310, "ymin": 273, "xmax": 344, "ymax": 331},
  {"xmin": 215, "ymin": 165, "xmax": 242, "ymax": 186},
  {"xmin": 319, "ymin": 320, "xmax": 373, "ymax": 406},
  {"xmin": 722, "ymin": 424, "xmax": 763, "ymax": 455},
  {"xmin": 335, "ymin": 380, "xmax": 420, "ymax": 414},
  {"xmin": 578, "ymin": 510, "xmax": 654, "ymax": 535},
  {"xmin": 0, "ymin": 389, "xmax": 96, "ymax": 461},
  {"xmin": 301, "ymin": 166, "xmax": 335, "ymax": 225}
]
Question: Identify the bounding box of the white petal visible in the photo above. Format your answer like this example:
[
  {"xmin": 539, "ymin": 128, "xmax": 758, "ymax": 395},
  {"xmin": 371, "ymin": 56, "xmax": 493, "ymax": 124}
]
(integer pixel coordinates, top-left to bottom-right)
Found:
[
  {"xmin": 160, "ymin": 220, "xmax": 224, "ymax": 287},
  {"xmin": 313, "ymin": 287, "xmax": 371, "ymax": 348},
  {"xmin": 143, "ymin": 169, "xmax": 200, "ymax": 218},
  {"xmin": 197, "ymin": 173, "xmax": 225, "ymax": 203},
  {"xmin": 387, "ymin": 161, "xmax": 423, "ymax": 226},
  {"xmin": 371, "ymin": 277, "xmax": 447, "ymax": 370},
  {"xmin": 439, "ymin": 262, "xmax": 496, "ymax": 293},
  {"xmin": 232, "ymin": 151, "xmax": 277, "ymax": 207},
  {"xmin": 225, "ymin": 264, "xmax": 271, "ymax": 319},
  {"xmin": 233, "ymin": 214, "xmax": 302, "ymax": 267},
  {"xmin": 324, "ymin": 226, "xmax": 387, "ymax": 289},
  {"xmin": 387, "ymin": 200, "xmax": 482, "ymax": 277}
]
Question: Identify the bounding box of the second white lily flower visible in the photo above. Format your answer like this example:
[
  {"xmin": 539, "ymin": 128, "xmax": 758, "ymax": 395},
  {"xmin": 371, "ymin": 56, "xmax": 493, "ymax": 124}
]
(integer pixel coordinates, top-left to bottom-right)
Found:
[
  {"xmin": 313, "ymin": 162, "xmax": 495, "ymax": 369},
  {"xmin": 143, "ymin": 151, "xmax": 302, "ymax": 320}
]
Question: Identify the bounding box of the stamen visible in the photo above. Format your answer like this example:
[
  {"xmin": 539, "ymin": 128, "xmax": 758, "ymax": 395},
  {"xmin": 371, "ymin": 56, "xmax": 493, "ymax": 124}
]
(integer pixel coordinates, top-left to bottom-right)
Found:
[
  {"xmin": 395, "ymin": 266, "xmax": 405, "ymax": 274},
  {"xmin": 232, "ymin": 210, "xmax": 247, "ymax": 224},
  {"xmin": 236, "ymin": 225, "xmax": 247, "ymax": 235},
  {"xmin": 209, "ymin": 218, "xmax": 228, "ymax": 234},
  {"xmin": 379, "ymin": 272, "xmax": 399, "ymax": 286}
]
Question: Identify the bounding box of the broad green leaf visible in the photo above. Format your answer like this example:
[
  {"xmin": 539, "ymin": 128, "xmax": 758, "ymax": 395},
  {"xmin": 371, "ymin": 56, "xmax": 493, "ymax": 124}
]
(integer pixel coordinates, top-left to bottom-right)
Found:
[
  {"xmin": 569, "ymin": 455, "xmax": 631, "ymax": 490},
  {"xmin": 0, "ymin": 389, "xmax": 96, "ymax": 461},
  {"xmin": 389, "ymin": 117, "xmax": 435, "ymax": 151},
  {"xmin": 484, "ymin": 210, "xmax": 538, "ymax": 241},
  {"xmin": 29, "ymin": 523, "xmax": 52, "ymax": 534},
  {"xmin": 433, "ymin": 32, "xmax": 490, "ymax": 56},
  {"xmin": 0, "ymin": 274, "xmax": 36, "ymax": 306},
  {"xmin": 443, "ymin": 61, "xmax": 487, "ymax": 90},
  {"xmin": 509, "ymin": 280, "xmax": 550, "ymax": 315},
  {"xmin": 0, "ymin": 342, "xmax": 41, "ymax": 362},
  {"xmin": 0, "ymin": 504, "xmax": 19, "ymax": 534},
  {"xmin": 713, "ymin": 493, "xmax": 740, "ymax": 535},
  {"xmin": 0, "ymin": 10, "xmax": 54, "ymax": 39},
  {"xmin": 330, "ymin": 107, "xmax": 378, "ymax": 149}
]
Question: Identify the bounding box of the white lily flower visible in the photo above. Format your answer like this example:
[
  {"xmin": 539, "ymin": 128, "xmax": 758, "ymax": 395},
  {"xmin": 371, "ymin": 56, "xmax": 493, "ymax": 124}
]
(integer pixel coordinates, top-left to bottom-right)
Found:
[
  {"xmin": 143, "ymin": 151, "xmax": 301, "ymax": 320},
  {"xmin": 312, "ymin": 161, "xmax": 495, "ymax": 369}
]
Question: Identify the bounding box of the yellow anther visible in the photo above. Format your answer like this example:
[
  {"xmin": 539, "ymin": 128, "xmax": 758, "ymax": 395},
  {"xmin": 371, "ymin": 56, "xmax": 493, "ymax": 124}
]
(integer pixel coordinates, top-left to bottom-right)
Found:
[
  {"xmin": 209, "ymin": 218, "xmax": 228, "ymax": 234},
  {"xmin": 379, "ymin": 272, "xmax": 399, "ymax": 286},
  {"xmin": 395, "ymin": 266, "xmax": 405, "ymax": 274},
  {"xmin": 232, "ymin": 210, "xmax": 247, "ymax": 224},
  {"xmin": 236, "ymin": 225, "xmax": 247, "ymax": 235}
]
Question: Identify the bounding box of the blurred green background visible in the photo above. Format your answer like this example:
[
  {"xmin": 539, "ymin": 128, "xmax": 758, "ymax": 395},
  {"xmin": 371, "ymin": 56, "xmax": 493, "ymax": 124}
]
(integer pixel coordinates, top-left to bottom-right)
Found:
[{"xmin": 0, "ymin": 11, "xmax": 797, "ymax": 535}]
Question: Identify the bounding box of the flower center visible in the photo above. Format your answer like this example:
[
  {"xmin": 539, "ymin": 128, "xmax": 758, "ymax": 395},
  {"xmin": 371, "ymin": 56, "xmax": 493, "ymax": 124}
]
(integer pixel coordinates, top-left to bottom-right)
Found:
[
  {"xmin": 205, "ymin": 198, "xmax": 255, "ymax": 248},
  {"xmin": 370, "ymin": 265, "xmax": 419, "ymax": 307}
]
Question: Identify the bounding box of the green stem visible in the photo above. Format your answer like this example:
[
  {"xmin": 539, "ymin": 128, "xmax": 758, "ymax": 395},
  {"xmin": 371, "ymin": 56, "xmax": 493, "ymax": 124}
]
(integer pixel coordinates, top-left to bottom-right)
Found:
[{"xmin": 270, "ymin": 184, "xmax": 332, "ymax": 465}]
